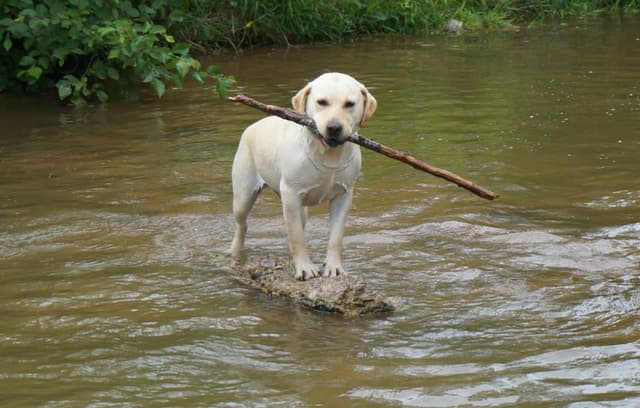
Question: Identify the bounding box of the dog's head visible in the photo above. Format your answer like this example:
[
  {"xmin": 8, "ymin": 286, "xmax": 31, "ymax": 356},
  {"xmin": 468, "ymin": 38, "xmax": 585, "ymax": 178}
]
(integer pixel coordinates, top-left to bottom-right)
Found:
[{"xmin": 292, "ymin": 73, "xmax": 377, "ymax": 147}]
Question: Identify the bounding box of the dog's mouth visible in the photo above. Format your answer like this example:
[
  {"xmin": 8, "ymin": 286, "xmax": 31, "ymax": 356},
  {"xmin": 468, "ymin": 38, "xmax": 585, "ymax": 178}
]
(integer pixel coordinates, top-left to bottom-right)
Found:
[
  {"xmin": 321, "ymin": 119, "xmax": 348, "ymax": 148},
  {"xmin": 324, "ymin": 137, "xmax": 344, "ymax": 148}
]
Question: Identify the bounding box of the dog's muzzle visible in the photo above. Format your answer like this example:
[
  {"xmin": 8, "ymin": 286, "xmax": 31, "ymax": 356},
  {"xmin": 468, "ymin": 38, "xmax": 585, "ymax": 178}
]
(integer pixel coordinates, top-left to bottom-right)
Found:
[{"xmin": 325, "ymin": 119, "xmax": 346, "ymax": 147}]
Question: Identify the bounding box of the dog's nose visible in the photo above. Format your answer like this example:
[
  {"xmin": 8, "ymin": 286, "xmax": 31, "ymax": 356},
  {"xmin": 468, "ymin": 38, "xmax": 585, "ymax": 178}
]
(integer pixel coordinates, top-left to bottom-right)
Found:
[{"xmin": 326, "ymin": 121, "xmax": 343, "ymax": 138}]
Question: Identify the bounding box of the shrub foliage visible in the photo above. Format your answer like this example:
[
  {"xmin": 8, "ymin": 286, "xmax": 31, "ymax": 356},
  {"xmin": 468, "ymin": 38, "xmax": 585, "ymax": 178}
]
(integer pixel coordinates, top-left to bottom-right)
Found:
[{"xmin": 0, "ymin": 0, "xmax": 233, "ymax": 104}]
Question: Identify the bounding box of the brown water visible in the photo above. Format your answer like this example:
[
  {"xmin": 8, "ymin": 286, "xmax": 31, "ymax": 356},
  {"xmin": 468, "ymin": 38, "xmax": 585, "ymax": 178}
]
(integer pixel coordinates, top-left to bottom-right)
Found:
[{"xmin": 2, "ymin": 18, "xmax": 640, "ymax": 407}]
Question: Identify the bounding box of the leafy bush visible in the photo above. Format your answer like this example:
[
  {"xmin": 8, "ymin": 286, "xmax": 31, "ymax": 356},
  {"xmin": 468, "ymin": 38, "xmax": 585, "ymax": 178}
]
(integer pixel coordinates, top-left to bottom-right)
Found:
[{"xmin": 0, "ymin": 0, "xmax": 234, "ymax": 104}]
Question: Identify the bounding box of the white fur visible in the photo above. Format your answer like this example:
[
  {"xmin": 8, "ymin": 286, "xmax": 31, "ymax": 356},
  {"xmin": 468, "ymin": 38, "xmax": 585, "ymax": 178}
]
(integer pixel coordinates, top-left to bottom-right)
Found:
[{"xmin": 229, "ymin": 73, "xmax": 377, "ymax": 280}]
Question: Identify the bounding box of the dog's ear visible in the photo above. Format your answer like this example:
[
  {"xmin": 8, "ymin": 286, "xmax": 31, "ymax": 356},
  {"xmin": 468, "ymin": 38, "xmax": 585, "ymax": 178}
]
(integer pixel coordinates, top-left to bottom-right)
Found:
[
  {"xmin": 359, "ymin": 87, "xmax": 377, "ymax": 126},
  {"xmin": 292, "ymin": 85, "xmax": 311, "ymax": 114}
]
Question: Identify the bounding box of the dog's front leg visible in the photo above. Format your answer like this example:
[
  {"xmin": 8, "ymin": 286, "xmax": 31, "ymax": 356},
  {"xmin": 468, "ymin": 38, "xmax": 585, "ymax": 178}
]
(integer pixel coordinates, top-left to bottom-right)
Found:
[
  {"xmin": 324, "ymin": 190, "xmax": 352, "ymax": 277},
  {"xmin": 281, "ymin": 184, "xmax": 319, "ymax": 280}
]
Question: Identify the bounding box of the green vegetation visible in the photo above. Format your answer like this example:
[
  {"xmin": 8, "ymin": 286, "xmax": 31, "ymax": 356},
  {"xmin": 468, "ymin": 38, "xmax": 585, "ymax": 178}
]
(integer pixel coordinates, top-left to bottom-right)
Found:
[
  {"xmin": 501, "ymin": 0, "xmax": 640, "ymax": 20},
  {"xmin": 0, "ymin": 0, "xmax": 234, "ymax": 105},
  {"xmin": 172, "ymin": 0, "xmax": 640, "ymax": 51},
  {"xmin": 1, "ymin": 0, "xmax": 638, "ymax": 104},
  {"xmin": 172, "ymin": 0, "xmax": 444, "ymax": 52}
]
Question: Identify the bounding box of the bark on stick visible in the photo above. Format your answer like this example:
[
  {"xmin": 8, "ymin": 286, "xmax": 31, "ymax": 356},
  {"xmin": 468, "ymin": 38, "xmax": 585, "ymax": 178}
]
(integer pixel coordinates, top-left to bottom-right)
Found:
[{"xmin": 228, "ymin": 94, "xmax": 499, "ymax": 200}]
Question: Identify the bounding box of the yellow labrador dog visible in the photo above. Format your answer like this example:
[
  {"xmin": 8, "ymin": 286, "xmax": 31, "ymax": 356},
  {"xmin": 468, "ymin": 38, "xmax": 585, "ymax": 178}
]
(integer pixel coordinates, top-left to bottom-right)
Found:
[{"xmin": 229, "ymin": 73, "xmax": 377, "ymax": 280}]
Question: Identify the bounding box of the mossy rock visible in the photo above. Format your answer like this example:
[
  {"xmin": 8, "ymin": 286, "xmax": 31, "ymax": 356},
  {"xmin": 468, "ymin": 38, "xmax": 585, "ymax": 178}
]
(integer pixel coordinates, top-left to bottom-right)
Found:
[{"xmin": 233, "ymin": 257, "xmax": 395, "ymax": 317}]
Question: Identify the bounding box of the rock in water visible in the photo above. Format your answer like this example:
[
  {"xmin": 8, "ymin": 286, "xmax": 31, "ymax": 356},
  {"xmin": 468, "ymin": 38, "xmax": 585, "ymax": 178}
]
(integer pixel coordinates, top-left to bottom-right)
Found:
[
  {"xmin": 234, "ymin": 257, "xmax": 395, "ymax": 316},
  {"xmin": 444, "ymin": 18, "xmax": 464, "ymax": 34}
]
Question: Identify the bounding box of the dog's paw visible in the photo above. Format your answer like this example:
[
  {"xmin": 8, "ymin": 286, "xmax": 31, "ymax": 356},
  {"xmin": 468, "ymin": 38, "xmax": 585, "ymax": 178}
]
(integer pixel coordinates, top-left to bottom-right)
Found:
[
  {"xmin": 228, "ymin": 241, "xmax": 244, "ymax": 259},
  {"xmin": 322, "ymin": 263, "xmax": 346, "ymax": 278},
  {"xmin": 294, "ymin": 259, "xmax": 320, "ymax": 281}
]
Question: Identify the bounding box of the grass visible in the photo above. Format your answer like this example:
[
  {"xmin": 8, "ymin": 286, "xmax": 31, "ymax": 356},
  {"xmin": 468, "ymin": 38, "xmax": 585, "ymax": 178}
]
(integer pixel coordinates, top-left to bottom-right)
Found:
[
  {"xmin": 504, "ymin": 0, "xmax": 640, "ymax": 20},
  {"xmin": 168, "ymin": 0, "xmax": 640, "ymax": 52}
]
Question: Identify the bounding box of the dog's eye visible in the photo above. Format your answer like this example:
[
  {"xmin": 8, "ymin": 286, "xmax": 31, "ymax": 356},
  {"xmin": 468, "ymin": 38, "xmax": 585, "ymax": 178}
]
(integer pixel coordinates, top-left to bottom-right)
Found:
[
  {"xmin": 344, "ymin": 101, "xmax": 355, "ymax": 108},
  {"xmin": 317, "ymin": 99, "xmax": 329, "ymax": 107}
]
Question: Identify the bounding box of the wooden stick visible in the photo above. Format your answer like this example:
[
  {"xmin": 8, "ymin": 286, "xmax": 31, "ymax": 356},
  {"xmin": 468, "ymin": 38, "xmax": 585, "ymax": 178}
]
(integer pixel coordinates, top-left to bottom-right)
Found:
[{"xmin": 228, "ymin": 94, "xmax": 499, "ymax": 200}]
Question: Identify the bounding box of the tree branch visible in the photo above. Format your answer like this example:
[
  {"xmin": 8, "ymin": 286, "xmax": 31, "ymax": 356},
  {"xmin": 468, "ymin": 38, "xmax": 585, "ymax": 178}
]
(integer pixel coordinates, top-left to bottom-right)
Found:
[{"xmin": 228, "ymin": 94, "xmax": 499, "ymax": 201}]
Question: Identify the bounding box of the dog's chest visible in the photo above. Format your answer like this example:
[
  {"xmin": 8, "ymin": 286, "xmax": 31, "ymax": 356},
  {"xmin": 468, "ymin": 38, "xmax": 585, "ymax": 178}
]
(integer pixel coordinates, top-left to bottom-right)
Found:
[{"xmin": 298, "ymin": 167, "xmax": 355, "ymax": 206}]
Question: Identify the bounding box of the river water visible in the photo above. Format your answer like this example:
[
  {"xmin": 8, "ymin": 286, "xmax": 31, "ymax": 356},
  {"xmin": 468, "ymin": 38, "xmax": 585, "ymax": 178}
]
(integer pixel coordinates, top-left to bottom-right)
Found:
[{"xmin": 1, "ymin": 18, "xmax": 639, "ymax": 407}]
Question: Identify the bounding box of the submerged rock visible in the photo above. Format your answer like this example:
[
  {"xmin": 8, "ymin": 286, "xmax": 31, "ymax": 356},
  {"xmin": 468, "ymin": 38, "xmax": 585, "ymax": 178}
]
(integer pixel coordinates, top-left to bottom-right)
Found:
[
  {"xmin": 233, "ymin": 257, "xmax": 395, "ymax": 317},
  {"xmin": 444, "ymin": 18, "xmax": 464, "ymax": 34}
]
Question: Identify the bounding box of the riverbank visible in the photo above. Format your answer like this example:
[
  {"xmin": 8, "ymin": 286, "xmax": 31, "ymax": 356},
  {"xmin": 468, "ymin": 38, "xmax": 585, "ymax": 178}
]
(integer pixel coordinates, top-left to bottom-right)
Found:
[
  {"xmin": 2, "ymin": 0, "xmax": 638, "ymax": 104},
  {"xmin": 172, "ymin": 0, "xmax": 640, "ymax": 52}
]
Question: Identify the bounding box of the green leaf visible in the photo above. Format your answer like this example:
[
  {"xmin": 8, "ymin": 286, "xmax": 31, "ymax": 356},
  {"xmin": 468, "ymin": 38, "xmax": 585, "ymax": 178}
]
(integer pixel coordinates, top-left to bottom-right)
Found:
[
  {"xmin": 27, "ymin": 66, "xmax": 43, "ymax": 80},
  {"xmin": 150, "ymin": 25, "xmax": 165, "ymax": 35},
  {"xmin": 123, "ymin": 2, "xmax": 140, "ymax": 18},
  {"xmin": 215, "ymin": 75, "xmax": 235, "ymax": 99},
  {"xmin": 57, "ymin": 82, "xmax": 72, "ymax": 99},
  {"xmin": 71, "ymin": 95, "xmax": 86, "ymax": 106},
  {"xmin": 150, "ymin": 77, "xmax": 165, "ymax": 97},
  {"xmin": 151, "ymin": 0, "xmax": 165, "ymax": 10},
  {"xmin": 37, "ymin": 56, "xmax": 49, "ymax": 70},
  {"xmin": 192, "ymin": 70, "xmax": 205, "ymax": 84},
  {"xmin": 176, "ymin": 59, "xmax": 190, "ymax": 78},
  {"xmin": 108, "ymin": 49, "xmax": 120, "ymax": 59},
  {"xmin": 92, "ymin": 65, "xmax": 107, "ymax": 80},
  {"xmin": 8, "ymin": 21, "xmax": 29, "ymax": 38},
  {"xmin": 52, "ymin": 48, "xmax": 68, "ymax": 65},
  {"xmin": 96, "ymin": 89, "xmax": 109, "ymax": 103},
  {"xmin": 141, "ymin": 22, "xmax": 152, "ymax": 34},
  {"xmin": 168, "ymin": 10, "xmax": 185, "ymax": 22},
  {"xmin": 207, "ymin": 65, "xmax": 223, "ymax": 76},
  {"xmin": 19, "ymin": 55, "xmax": 35, "ymax": 66},
  {"xmin": 172, "ymin": 43, "xmax": 190, "ymax": 56},
  {"xmin": 97, "ymin": 26, "xmax": 116, "ymax": 37},
  {"xmin": 142, "ymin": 71, "xmax": 156, "ymax": 83},
  {"xmin": 172, "ymin": 74, "xmax": 182, "ymax": 88},
  {"xmin": 3, "ymin": 34, "xmax": 11, "ymax": 51},
  {"xmin": 107, "ymin": 67, "xmax": 120, "ymax": 80}
]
